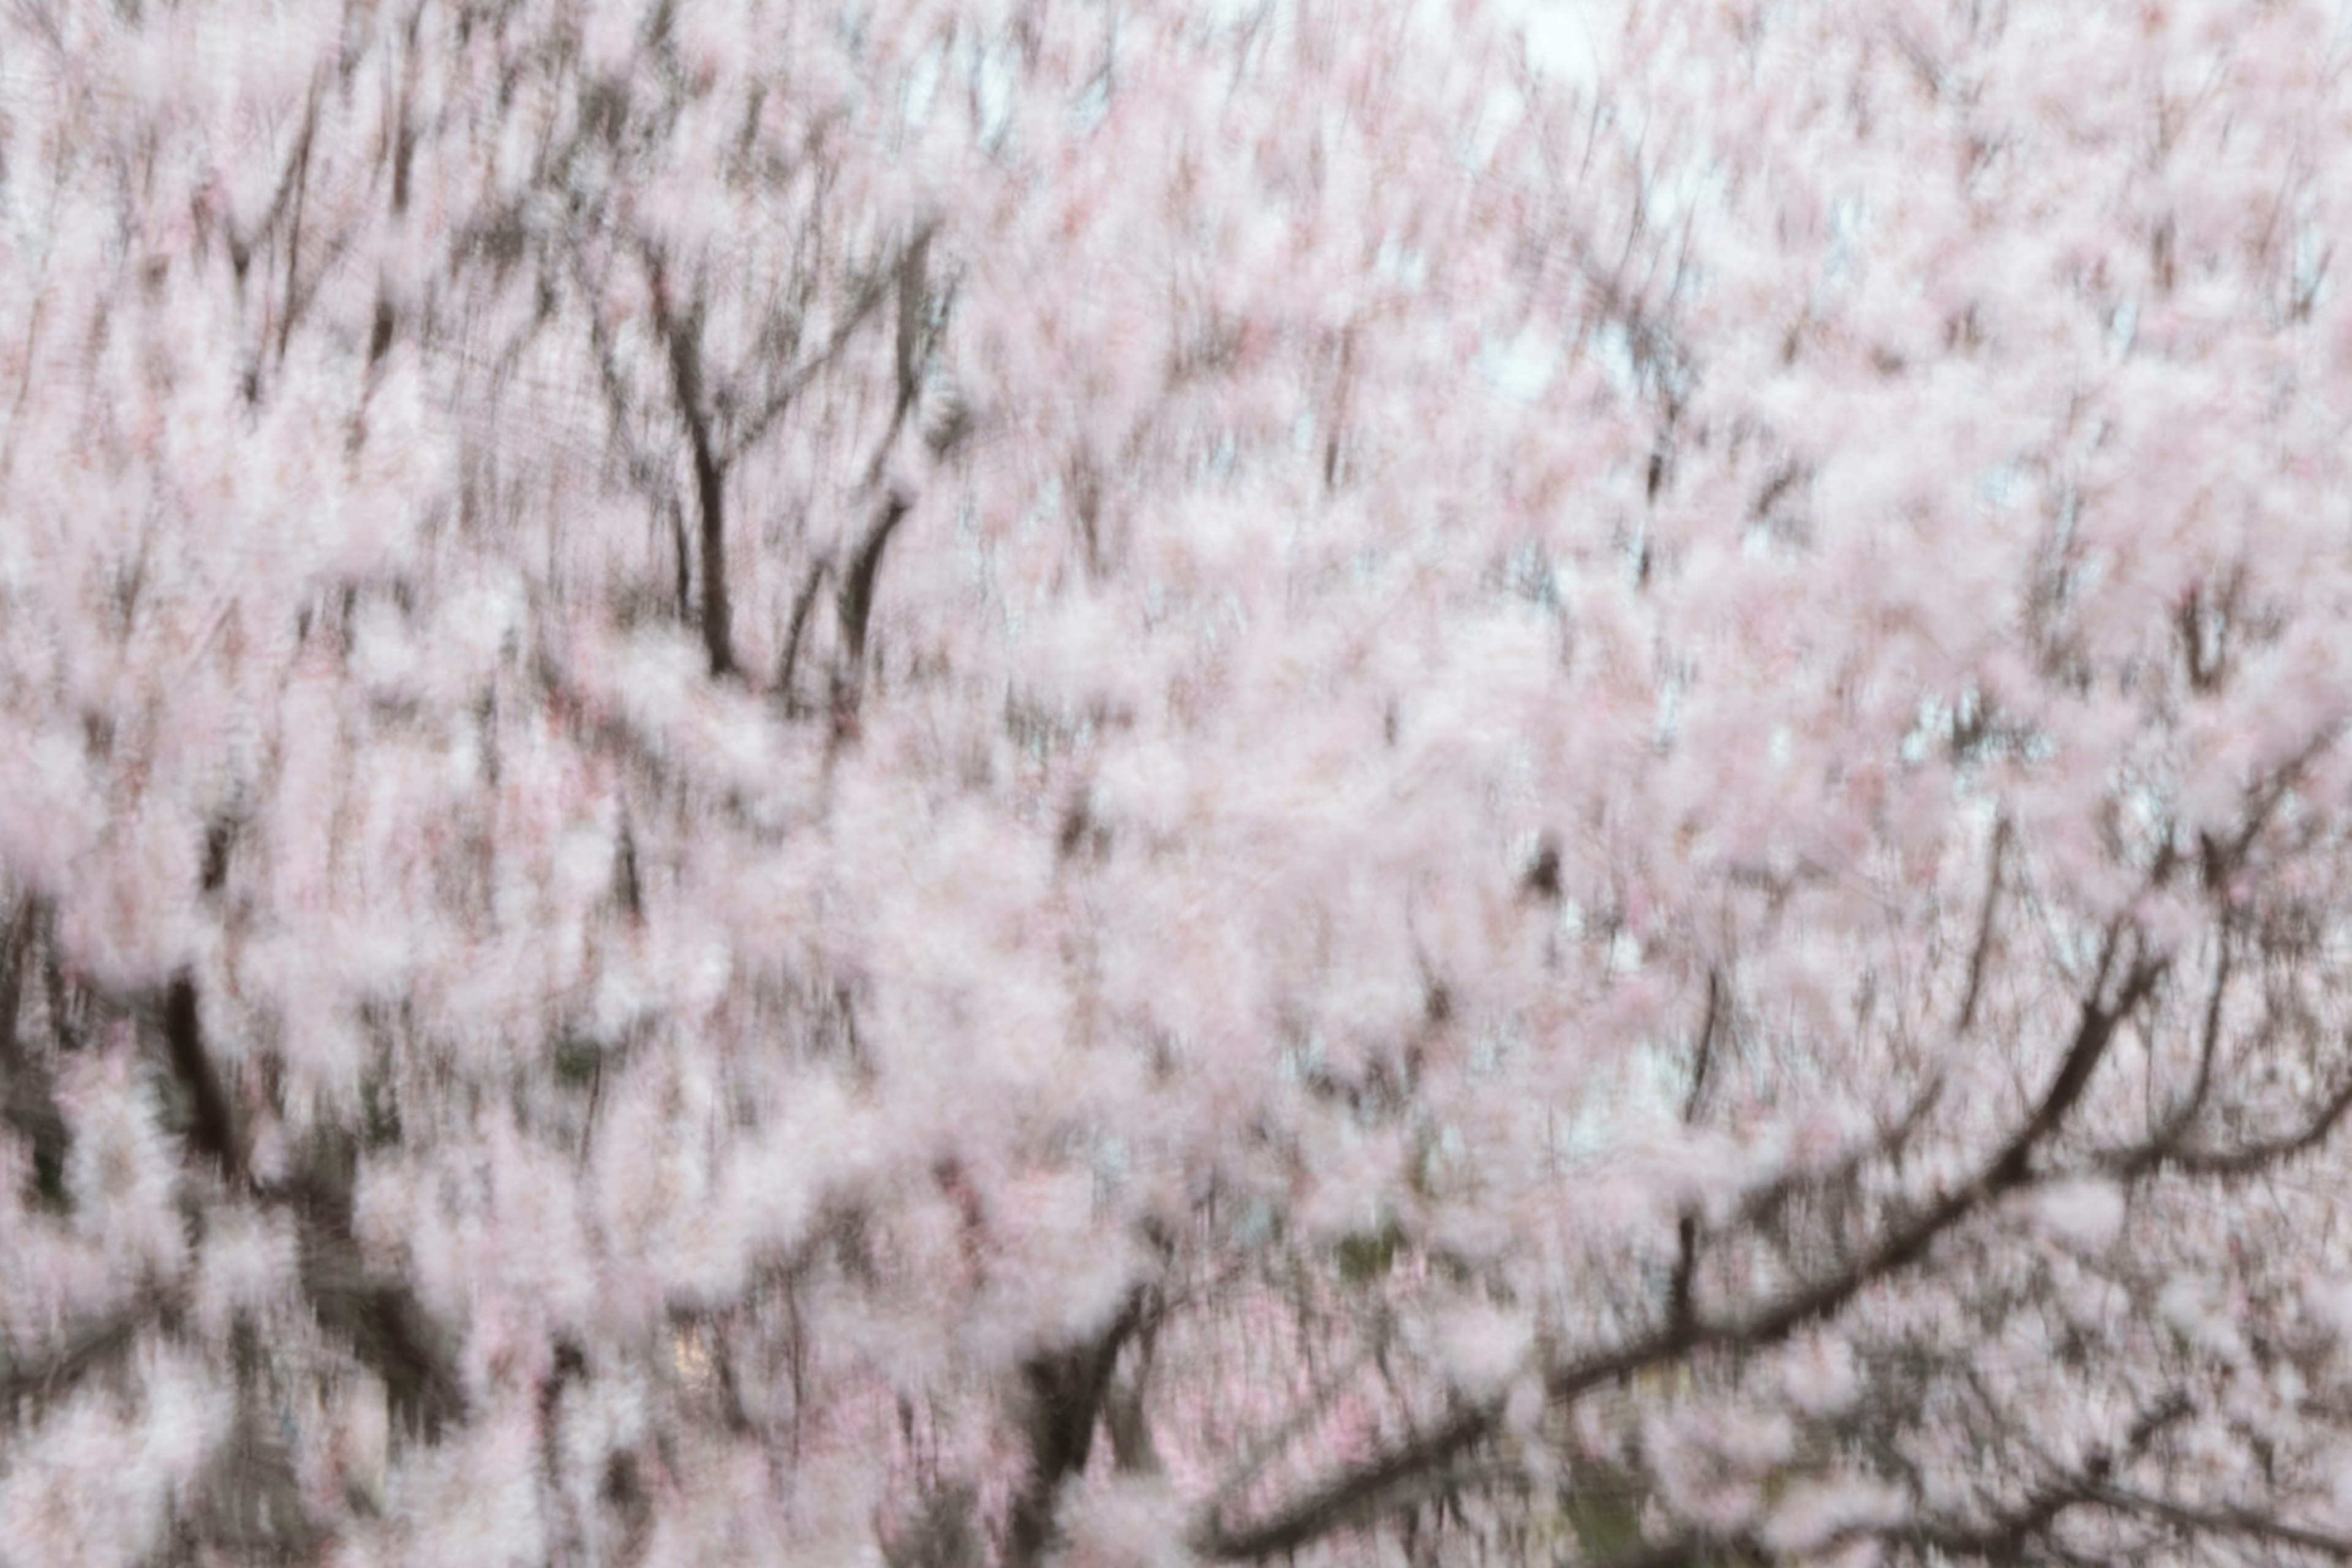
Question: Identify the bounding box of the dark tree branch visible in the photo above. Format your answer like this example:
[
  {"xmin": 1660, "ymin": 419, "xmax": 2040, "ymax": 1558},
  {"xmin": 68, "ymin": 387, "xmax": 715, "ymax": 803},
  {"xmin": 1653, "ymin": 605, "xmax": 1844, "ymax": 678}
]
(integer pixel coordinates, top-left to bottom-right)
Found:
[
  {"xmin": 282, "ymin": 1150, "xmax": 466, "ymax": 1439},
  {"xmin": 861, "ymin": 221, "xmax": 938, "ymax": 489},
  {"xmin": 576, "ymin": 264, "xmax": 678, "ymax": 507},
  {"xmin": 2163, "ymin": 913, "xmax": 2231, "ymax": 1145},
  {"xmin": 273, "ymin": 85, "xmax": 323, "ymax": 369},
  {"xmin": 1986, "ymin": 933, "xmax": 2150, "ymax": 1188},
  {"xmin": 0, "ymin": 899, "xmax": 67, "ymax": 1199},
  {"xmin": 1668, "ymin": 970, "xmax": 1724, "ymax": 1338},
  {"xmin": 0, "ymin": 897, "xmax": 32, "ymax": 1044},
  {"xmin": 162, "ymin": 970, "xmax": 241, "ymax": 1185},
  {"xmin": 200, "ymin": 812, "xmax": 239, "ymax": 897},
  {"xmin": 158, "ymin": 972, "xmax": 465, "ymax": 1439},
  {"xmin": 1202, "ymin": 949, "xmax": 2165, "ymax": 1561},
  {"xmin": 663, "ymin": 494, "xmax": 692, "ymax": 620},
  {"xmin": 1104, "ymin": 1305, "xmax": 1164, "ymax": 1475},
  {"xmin": 224, "ymin": 74, "xmax": 326, "ymax": 285},
  {"xmin": 718, "ymin": 250, "xmax": 904, "ymax": 467},
  {"xmin": 1885, "ymin": 1392, "xmax": 2192, "ymax": 1562},
  {"xmin": 647, "ymin": 263, "xmax": 737, "ymax": 679},
  {"xmin": 838, "ymin": 488, "xmax": 910, "ymax": 674},
  {"xmin": 775, "ymin": 554, "xmax": 832, "ymax": 719},
  {"xmin": 1681, "ymin": 968, "xmax": 1724, "ymax": 1124},
  {"xmin": 1200, "ymin": 1403, "xmax": 1490, "ymax": 1560},
  {"xmin": 2106, "ymin": 1059, "xmax": 2352, "ymax": 1181},
  {"xmin": 1957, "ymin": 816, "xmax": 2008, "ymax": 1035},
  {"xmin": 1005, "ymin": 1290, "xmax": 1149, "ymax": 1568},
  {"xmin": 888, "ymin": 225, "xmax": 931, "ymax": 439}
]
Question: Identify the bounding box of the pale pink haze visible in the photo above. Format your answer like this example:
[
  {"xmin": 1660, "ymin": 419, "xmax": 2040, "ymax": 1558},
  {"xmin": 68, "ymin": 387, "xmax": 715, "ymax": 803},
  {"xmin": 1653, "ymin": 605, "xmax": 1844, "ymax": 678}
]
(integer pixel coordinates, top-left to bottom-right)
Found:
[{"xmin": 1, "ymin": 1, "xmax": 2351, "ymax": 1565}]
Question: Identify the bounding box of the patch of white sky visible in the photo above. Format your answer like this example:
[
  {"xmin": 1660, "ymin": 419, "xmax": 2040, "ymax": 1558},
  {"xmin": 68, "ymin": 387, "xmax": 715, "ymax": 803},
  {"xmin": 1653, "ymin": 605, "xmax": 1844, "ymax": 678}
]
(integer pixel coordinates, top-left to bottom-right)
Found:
[
  {"xmin": 884, "ymin": 0, "xmax": 1706, "ymax": 410},
  {"xmin": 1476, "ymin": 3, "xmax": 1733, "ymax": 408}
]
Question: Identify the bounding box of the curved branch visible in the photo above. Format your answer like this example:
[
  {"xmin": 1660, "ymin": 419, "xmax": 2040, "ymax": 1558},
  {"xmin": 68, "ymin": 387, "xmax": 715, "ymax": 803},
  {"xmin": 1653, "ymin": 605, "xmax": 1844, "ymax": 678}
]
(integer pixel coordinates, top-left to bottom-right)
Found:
[
  {"xmin": 1201, "ymin": 948, "xmax": 2165, "ymax": 1561},
  {"xmin": 2109, "ymin": 1061, "xmax": 2352, "ymax": 1181}
]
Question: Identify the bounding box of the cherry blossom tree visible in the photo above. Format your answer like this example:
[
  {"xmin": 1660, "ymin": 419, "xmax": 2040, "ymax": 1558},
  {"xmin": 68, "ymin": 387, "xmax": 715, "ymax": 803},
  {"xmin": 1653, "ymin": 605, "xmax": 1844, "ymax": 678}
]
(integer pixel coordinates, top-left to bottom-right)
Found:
[{"xmin": 6, "ymin": 0, "xmax": 2352, "ymax": 1564}]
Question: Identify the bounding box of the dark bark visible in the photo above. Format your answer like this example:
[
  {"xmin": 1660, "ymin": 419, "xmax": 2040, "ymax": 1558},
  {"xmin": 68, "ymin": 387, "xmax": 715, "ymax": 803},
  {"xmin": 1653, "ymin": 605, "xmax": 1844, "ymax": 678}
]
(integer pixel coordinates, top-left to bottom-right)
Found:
[
  {"xmin": 1202, "ymin": 948, "xmax": 2167, "ymax": 1561},
  {"xmin": 0, "ymin": 900, "xmax": 67, "ymax": 1204},
  {"xmin": 839, "ymin": 489, "xmax": 910, "ymax": 671},
  {"xmin": 164, "ymin": 970, "xmax": 240, "ymax": 1183},
  {"xmin": 157, "ymin": 973, "xmax": 466, "ymax": 1438},
  {"xmin": 286, "ymin": 1154, "xmax": 466, "ymax": 1439},
  {"xmin": 660, "ymin": 307, "xmax": 735, "ymax": 680},
  {"xmin": 1005, "ymin": 1292, "xmax": 1147, "ymax": 1568},
  {"xmin": 775, "ymin": 555, "xmax": 831, "ymax": 718}
]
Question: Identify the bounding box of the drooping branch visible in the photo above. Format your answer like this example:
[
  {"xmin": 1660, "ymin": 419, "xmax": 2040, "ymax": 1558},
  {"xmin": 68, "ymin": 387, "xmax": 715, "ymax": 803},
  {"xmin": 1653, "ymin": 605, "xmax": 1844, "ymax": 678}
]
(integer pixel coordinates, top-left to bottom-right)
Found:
[
  {"xmin": 2154, "ymin": 909, "xmax": 2233, "ymax": 1152},
  {"xmin": 1199, "ymin": 1402, "xmax": 1490, "ymax": 1561},
  {"xmin": 222, "ymin": 74, "xmax": 325, "ymax": 287},
  {"xmin": 1103, "ymin": 1305, "xmax": 1163, "ymax": 1475},
  {"xmin": 575, "ymin": 252, "xmax": 680, "ymax": 508}
]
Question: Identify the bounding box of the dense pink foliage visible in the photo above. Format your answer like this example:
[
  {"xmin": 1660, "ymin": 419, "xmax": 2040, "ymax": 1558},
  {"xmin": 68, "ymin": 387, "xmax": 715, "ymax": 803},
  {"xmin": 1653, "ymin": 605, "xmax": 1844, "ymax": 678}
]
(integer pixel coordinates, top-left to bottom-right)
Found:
[{"xmin": 5, "ymin": 1, "xmax": 2352, "ymax": 1564}]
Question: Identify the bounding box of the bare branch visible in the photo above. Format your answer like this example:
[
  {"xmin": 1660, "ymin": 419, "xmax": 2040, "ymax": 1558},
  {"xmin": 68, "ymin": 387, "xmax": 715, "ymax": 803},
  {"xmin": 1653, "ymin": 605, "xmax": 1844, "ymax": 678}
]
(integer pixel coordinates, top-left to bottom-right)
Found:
[
  {"xmin": 1203, "ymin": 951, "xmax": 2164, "ymax": 1560},
  {"xmin": 775, "ymin": 554, "xmax": 832, "ymax": 720},
  {"xmin": 1957, "ymin": 816, "xmax": 2008, "ymax": 1035},
  {"xmin": 838, "ymin": 488, "xmax": 910, "ymax": 673},
  {"xmin": 2107, "ymin": 1060, "xmax": 2352, "ymax": 1181},
  {"xmin": 718, "ymin": 263, "xmax": 900, "ymax": 467},
  {"xmin": 646, "ymin": 258, "xmax": 737, "ymax": 679},
  {"xmin": 1668, "ymin": 970, "xmax": 1724, "ymax": 1337}
]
